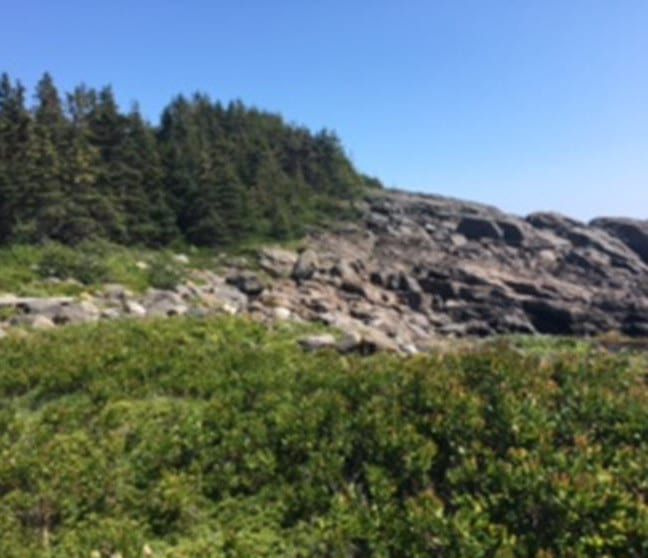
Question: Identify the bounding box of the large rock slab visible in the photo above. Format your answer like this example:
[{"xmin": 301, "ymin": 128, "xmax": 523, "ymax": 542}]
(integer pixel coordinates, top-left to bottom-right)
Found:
[
  {"xmin": 456, "ymin": 216, "xmax": 503, "ymax": 240},
  {"xmin": 299, "ymin": 334, "xmax": 337, "ymax": 352},
  {"xmin": 591, "ymin": 217, "xmax": 648, "ymax": 264},
  {"xmin": 258, "ymin": 247, "xmax": 298, "ymax": 277},
  {"xmin": 142, "ymin": 290, "xmax": 188, "ymax": 317}
]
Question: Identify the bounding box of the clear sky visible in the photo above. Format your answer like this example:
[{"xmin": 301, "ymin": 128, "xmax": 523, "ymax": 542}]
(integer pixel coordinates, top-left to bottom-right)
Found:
[{"xmin": 3, "ymin": 0, "xmax": 647, "ymax": 220}]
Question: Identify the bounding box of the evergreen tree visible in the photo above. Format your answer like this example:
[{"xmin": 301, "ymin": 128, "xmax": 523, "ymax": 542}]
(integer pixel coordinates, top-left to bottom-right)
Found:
[
  {"xmin": 33, "ymin": 73, "xmax": 66, "ymax": 136},
  {"xmin": 184, "ymin": 146, "xmax": 249, "ymax": 246},
  {"xmin": 0, "ymin": 75, "xmax": 33, "ymax": 241},
  {"xmin": 4, "ymin": 73, "xmax": 69, "ymax": 242},
  {"xmin": 0, "ymin": 72, "xmax": 377, "ymax": 248},
  {"xmin": 87, "ymin": 86, "xmax": 129, "ymax": 241},
  {"xmin": 158, "ymin": 95, "xmax": 202, "ymax": 235},
  {"xmin": 59, "ymin": 85, "xmax": 105, "ymax": 242},
  {"xmin": 121, "ymin": 107, "xmax": 178, "ymax": 245}
]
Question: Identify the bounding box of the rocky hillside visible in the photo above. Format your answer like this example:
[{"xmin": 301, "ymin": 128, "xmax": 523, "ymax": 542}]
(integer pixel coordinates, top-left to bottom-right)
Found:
[{"xmin": 1, "ymin": 190, "xmax": 647, "ymax": 353}]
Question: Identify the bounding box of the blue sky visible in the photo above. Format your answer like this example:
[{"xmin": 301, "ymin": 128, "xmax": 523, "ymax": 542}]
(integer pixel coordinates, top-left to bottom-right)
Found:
[{"xmin": 3, "ymin": 1, "xmax": 647, "ymax": 220}]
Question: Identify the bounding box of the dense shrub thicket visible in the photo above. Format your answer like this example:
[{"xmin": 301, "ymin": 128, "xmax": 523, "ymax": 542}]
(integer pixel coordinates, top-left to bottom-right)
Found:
[
  {"xmin": 0, "ymin": 73, "xmax": 377, "ymax": 248},
  {"xmin": 0, "ymin": 318, "xmax": 646, "ymax": 556}
]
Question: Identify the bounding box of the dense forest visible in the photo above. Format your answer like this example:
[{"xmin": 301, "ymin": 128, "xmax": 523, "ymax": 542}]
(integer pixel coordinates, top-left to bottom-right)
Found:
[{"xmin": 0, "ymin": 73, "xmax": 378, "ymax": 247}]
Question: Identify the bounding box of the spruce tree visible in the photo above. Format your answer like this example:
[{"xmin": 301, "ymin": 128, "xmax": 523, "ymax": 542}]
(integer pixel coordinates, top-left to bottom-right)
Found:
[
  {"xmin": 87, "ymin": 86, "xmax": 130, "ymax": 241},
  {"xmin": 0, "ymin": 72, "xmax": 373, "ymax": 248},
  {"xmin": 0, "ymin": 74, "xmax": 33, "ymax": 241},
  {"xmin": 7, "ymin": 73, "xmax": 68, "ymax": 242},
  {"xmin": 158, "ymin": 95, "xmax": 202, "ymax": 236},
  {"xmin": 121, "ymin": 107, "xmax": 178, "ymax": 245},
  {"xmin": 59, "ymin": 85, "xmax": 105, "ymax": 242}
]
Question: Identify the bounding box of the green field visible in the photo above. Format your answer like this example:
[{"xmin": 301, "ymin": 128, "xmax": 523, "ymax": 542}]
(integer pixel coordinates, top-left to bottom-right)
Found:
[{"xmin": 0, "ymin": 318, "xmax": 646, "ymax": 557}]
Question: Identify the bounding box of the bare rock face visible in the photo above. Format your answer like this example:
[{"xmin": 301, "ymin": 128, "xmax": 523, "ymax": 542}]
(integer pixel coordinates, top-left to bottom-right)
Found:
[
  {"xmin": 1, "ymin": 189, "xmax": 645, "ymax": 354},
  {"xmin": 275, "ymin": 189, "xmax": 647, "ymax": 349},
  {"xmin": 590, "ymin": 217, "xmax": 648, "ymax": 264}
]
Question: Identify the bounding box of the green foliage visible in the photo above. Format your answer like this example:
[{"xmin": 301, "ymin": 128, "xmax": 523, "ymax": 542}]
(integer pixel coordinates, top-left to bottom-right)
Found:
[
  {"xmin": 0, "ymin": 242, "xmax": 202, "ymax": 296},
  {"xmin": 0, "ymin": 72, "xmax": 378, "ymax": 249},
  {"xmin": 36, "ymin": 243, "xmax": 110, "ymax": 285},
  {"xmin": 0, "ymin": 319, "xmax": 646, "ymax": 556},
  {"xmin": 147, "ymin": 257, "xmax": 185, "ymax": 290}
]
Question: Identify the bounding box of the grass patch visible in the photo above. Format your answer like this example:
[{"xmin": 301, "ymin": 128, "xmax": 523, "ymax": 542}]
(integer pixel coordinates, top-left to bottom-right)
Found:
[
  {"xmin": 0, "ymin": 242, "xmax": 222, "ymax": 297},
  {"xmin": 0, "ymin": 238, "xmax": 304, "ymax": 298},
  {"xmin": 0, "ymin": 318, "xmax": 646, "ymax": 556}
]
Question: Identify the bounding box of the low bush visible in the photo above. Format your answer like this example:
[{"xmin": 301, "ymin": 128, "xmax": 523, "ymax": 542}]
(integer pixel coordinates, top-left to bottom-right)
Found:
[
  {"xmin": 0, "ymin": 319, "xmax": 646, "ymax": 557},
  {"xmin": 36, "ymin": 243, "xmax": 111, "ymax": 285},
  {"xmin": 0, "ymin": 243, "xmax": 206, "ymax": 296},
  {"xmin": 147, "ymin": 258, "xmax": 186, "ymax": 290}
]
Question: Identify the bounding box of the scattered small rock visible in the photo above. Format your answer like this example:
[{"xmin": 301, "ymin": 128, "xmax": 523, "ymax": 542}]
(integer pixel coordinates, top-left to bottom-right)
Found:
[
  {"xmin": 299, "ymin": 333, "xmax": 337, "ymax": 351},
  {"xmin": 125, "ymin": 300, "xmax": 147, "ymax": 317},
  {"xmin": 101, "ymin": 308, "xmax": 122, "ymax": 320},
  {"xmin": 273, "ymin": 307, "xmax": 291, "ymax": 320},
  {"xmin": 172, "ymin": 253, "xmax": 190, "ymax": 264},
  {"xmin": 30, "ymin": 315, "xmax": 56, "ymax": 330},
  {"xmin": 103, "ymin": 284, "xmax": 133, "ymax": 302}
]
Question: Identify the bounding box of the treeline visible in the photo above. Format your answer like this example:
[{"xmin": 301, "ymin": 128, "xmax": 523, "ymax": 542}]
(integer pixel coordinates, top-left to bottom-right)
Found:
[{"xmin": 0, "ymin": 72, "xmax": 378, "ymax": 247}]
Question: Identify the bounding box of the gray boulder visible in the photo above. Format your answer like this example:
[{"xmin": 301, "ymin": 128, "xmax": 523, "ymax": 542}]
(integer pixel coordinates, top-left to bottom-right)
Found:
[
  {"xmin": 496, "ymin": 219, "xmax": 526, "ymax": 245},
  {"xmin": 102, "ymin": 284, "xmax": 133, "ymax": 303},
  {"xmin": 526, "ymin": 212, "xmax": 583, "ymax": 232},
  {"xmin": 292, "ymin": 249, "xmax": 319, "ymax": 281},
  {"xmin": 521, "ymin": 299, "xmax": 576, "ymax": 334},
  {"xmin": 50, "ymin": 301, "xmax": 100, "ymax": 325},
  {"xmin": 210, "ymin": 285, "xmax": 248, "ymax": 312},
  {"xmin": 12, "ymin": 314, "xmax": 57, "ymax": 330},
  {"xmin": 298, "ymin": 334, "xmax": 337, "ymax": 351},
  {"xmin": 226, "ymin": 272, "xmax": 264, "ymax": 296},
  {"xmin": 143, "ymin": 290, "xmax": 188, "ymax": 317},
  {"xmin": 14, "ymin": 297, "xmax": 74, "ymax": 315},
  {"xmin": 335, "ymin": 326, "xmax": 400, "ymax": 355},
  {"xmin": 101, "ymin": 308, "xmax": 122, "ymax": 320},
  {"xmin": 331, "ymin": 260, "xmax": 365, "ymax": 295},
  {"xmin": 258, "ymin": 247, "xmax": 298, "ymax": 277},
  {"xmin": 456, "ymin": 216, "xmax": 503, "ymax": 240},
  {"xmin": 124, "ymin": 300, "xmax": 147, "ymax": 317}
]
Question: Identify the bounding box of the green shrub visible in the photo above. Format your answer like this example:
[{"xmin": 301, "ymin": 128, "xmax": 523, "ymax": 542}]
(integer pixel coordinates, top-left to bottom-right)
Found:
[
  {"xmin": 147, "ymin": 258, "xmax": 185, "ymax": 290},
  {"xmin": 36, "ymin": 243, "xmax": 110, "ymax": 285},
  {"xmin": 0, "ymin": 319, "xmax": 646, "ymax": 557}
]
